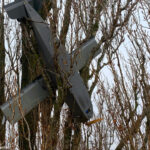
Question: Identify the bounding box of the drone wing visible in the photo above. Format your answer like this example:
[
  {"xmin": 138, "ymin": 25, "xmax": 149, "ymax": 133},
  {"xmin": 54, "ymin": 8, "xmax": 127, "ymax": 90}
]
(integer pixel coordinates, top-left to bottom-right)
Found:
[{"xmin": 0, "ymin": 77, "xmax": 48, "ymax": 124}]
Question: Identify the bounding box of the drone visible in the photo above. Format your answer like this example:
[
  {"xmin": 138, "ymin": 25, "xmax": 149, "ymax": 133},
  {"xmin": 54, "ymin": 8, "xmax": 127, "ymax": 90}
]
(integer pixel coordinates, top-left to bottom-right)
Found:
[{"xmin": 0, "ymin": 0, "xmax": 101, "ymax": 123}]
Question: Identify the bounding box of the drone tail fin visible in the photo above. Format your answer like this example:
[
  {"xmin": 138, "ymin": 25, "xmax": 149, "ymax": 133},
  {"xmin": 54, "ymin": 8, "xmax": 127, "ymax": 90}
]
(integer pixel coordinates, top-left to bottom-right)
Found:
[
  {"xmin": 4, "ymin": 1, "xmax": 30, "ymax": 19},
  {"xmin": 4, "ymin": 0, "xmax": 43, "ymax": 20}
]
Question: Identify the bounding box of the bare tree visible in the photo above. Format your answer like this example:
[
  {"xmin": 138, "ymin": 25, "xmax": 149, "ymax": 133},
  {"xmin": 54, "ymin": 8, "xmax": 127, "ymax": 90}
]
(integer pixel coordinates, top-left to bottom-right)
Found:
[{"xmin": 2, "ymin": 0, "xmax": 150, "ymax": 149}]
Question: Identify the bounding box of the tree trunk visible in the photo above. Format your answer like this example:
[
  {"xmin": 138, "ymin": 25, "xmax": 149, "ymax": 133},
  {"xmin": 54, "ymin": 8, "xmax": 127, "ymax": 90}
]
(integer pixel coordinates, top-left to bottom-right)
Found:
[
  {"xmin": 0, "ymin": 3, "xmax": 5, "ymax": 146},
  {"xmin": 18, "ymin": 2, "xmax": 53, "ymax": 149},
  {"xmin": 19, "ymin": 24, "xmax": 38, "ymax": 150}
]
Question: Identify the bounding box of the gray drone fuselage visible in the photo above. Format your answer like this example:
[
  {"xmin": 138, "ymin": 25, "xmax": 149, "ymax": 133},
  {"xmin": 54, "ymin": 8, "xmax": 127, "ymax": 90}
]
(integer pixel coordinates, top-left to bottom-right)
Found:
[{"xmin": 0, "ymin": 0, "xmax": 100, "ymax": 123}]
